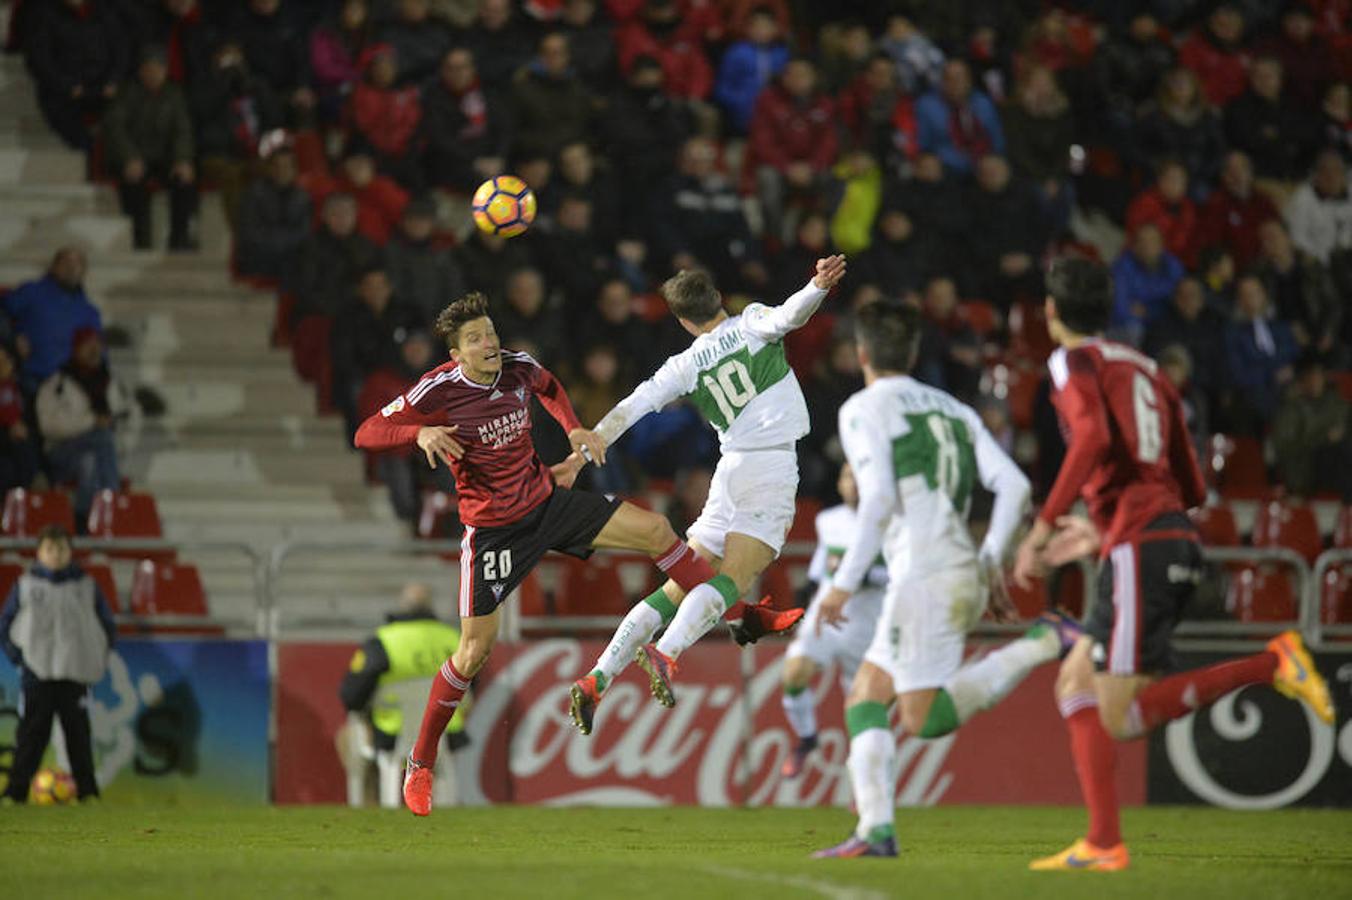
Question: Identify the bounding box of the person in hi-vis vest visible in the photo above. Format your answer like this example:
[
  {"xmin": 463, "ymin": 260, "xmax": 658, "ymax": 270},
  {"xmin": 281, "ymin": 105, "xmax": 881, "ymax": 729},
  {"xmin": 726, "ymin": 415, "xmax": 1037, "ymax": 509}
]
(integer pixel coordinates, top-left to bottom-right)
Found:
[{"xmin": 338, "ymin": 583, "xmax": 470, "ymax": 808}]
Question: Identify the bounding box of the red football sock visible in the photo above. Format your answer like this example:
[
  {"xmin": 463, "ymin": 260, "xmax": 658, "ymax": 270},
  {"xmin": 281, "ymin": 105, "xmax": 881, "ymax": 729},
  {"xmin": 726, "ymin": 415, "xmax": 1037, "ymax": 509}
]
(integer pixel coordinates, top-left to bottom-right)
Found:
[
  {"xmin": 1125, "ymin": 652, "xmax": 1277, "ymax": 738},
  {"xmin": 411, "ymin": 658, "xmax": 469, "ymax": 765},
  {"xmin": 1060, "ymin": 692, "xmax": 1121, "ymax": 849},
  {"xmin": 654, "ymin": 540, "xmax": 716, "ymax": 591}
]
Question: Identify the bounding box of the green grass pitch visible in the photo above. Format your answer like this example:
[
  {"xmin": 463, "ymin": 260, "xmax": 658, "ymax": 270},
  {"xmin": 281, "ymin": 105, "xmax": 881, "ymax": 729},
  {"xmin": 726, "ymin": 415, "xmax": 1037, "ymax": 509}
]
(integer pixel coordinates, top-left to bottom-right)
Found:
[{"xmin": 1, "ymin": 805, "xmax": 1350, "ymax": 899}]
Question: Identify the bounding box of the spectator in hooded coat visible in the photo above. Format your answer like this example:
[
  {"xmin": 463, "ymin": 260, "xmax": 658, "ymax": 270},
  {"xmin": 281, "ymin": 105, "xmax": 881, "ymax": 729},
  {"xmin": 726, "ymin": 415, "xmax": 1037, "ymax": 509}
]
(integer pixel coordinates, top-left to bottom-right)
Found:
[
  {"xmin": 914, "ymin": 59, "xmax": 1005, "ymax": 177},
  {"xmin": 510, "ymin": 32, "xmax": 594, "ymax": 160},
  {"xmin": 384, "ymin": 197, "xmax": 465, "ymax": 327},
  {"xmin": 236, "ymin": 139, "xmax": 311, "ymax": 281},
  {"xmin": 713, "ymin": 7, "xmax": 788, "ymax": 134},
  {"xmin": 24, "ymin": 0, "xmax": 128, "ymax": 150},
  {"xmin": 420, "ymin": 47, "xmax": 511, "ymax": 192},
  {"xmin": 2, "ymin": 248, "xmax": 103, "ymax": 393}
]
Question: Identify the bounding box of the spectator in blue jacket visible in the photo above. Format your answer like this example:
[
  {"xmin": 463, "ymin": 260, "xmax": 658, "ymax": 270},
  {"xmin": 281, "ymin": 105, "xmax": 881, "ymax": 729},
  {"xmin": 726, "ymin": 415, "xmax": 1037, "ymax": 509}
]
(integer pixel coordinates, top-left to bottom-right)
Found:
[
  {"xmin": 714, "ymin": 7, "xmax": 789, "ymax": 134},
  {"xmin": 1224, "ymin": 274, "xmax": 1299, "ymax": 434},
  {"xmin": 1111, "ymin": 222, "xmax": 1184, "ymax": 346},
  {"xmin": 915, "ymin": 59, "xmax": 1004, "ymax": 177},
  {"xmin": 1, "ymin": 248, "xmax": 103, "ymax": 393}
]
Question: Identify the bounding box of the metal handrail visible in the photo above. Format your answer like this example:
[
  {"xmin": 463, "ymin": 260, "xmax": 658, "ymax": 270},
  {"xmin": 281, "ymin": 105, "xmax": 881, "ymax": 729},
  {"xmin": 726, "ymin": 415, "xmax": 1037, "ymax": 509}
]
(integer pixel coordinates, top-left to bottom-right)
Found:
[
  {"xmin": 1197, "ymin": 546, "xmax": 1314, "ymax": 641},
  {"xmin": 1311, "ymin": 548, "xmax": 1352, "ymax": 646},
  {"xmin": 0, "ymin": 536, "xmax": 269, "ymax": 636}
]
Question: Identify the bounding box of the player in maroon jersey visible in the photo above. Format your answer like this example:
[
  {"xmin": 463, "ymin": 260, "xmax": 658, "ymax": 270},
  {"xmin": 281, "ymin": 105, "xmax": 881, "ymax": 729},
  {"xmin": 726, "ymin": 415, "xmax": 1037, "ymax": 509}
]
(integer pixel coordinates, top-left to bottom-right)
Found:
[
  {"xmin": 354, "ymin": 292, "xmax": 795, "ymax": 816},
  {"xmin": 1011, "ymin": 258, "xmax": 1334, "ymax": 871}
]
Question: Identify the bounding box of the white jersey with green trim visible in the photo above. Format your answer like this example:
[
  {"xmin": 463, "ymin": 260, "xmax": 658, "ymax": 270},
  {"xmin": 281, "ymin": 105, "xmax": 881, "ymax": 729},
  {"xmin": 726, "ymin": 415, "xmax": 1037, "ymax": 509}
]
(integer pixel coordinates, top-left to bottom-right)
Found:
[
  {"xmin": 808, "ymin": 504, "xmax": 888, "ymax": 599},
  {"xmin": 830, "ymin": 374, "xmax": 1031, "ymax": 592},
  {"xmin": 593, "ymin": 281, "xmax": 826, "ymax": 452}
]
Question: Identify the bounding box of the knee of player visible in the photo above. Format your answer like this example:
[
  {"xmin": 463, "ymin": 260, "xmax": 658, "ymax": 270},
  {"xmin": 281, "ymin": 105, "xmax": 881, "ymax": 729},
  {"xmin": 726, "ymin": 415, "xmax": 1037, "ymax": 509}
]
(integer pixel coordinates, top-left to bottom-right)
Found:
[
  {"xmin": 898, "ymin": 705, "xmax": 930, "ymax": 736},
  {"xmin": 782, "ymin": 657, "xmax": 816, "ymax": 691},
  {"xmin": 642, "ymin": 513, "xmax": 678, "ymax": 556},
  {"xmin": 454, "ymin": 640, "xmax": 494, "ymax": 677},
  {"xmin": 1097, "ymin": 704, "xmax": 1133, "ymax": 741}
]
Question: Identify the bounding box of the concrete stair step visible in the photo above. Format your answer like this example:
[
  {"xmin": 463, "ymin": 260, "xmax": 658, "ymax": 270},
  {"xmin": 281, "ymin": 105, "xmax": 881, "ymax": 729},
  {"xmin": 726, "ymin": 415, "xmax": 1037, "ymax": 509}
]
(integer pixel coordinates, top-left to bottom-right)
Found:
[
  {"xmin": 0, "ymin": 147, "xmax": 86, "ymax": 186},
  {"xmin": 152, "ymin": 379, "xmax": 319, "ymax": 417}
]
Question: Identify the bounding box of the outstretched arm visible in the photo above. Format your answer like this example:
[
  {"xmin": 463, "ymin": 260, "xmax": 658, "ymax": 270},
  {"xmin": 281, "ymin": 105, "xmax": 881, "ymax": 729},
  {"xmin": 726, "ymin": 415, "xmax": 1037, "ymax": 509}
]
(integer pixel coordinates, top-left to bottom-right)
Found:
[
  {"xmin": 572, "ymin": 354, "xmax": 695, "ymax": 465},
  {"xmin": 354, "ymin": 392, "xmax": 465, "ymax": 468},
  {"xmin": 741, "ymin": 255, "xmax": 846, "ymax": 344}
]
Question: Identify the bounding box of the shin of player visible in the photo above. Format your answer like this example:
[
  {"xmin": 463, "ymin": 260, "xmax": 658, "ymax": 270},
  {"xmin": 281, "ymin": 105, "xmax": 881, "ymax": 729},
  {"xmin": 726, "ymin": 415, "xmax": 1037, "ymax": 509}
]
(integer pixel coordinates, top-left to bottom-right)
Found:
[{"xmin": 1014, "ymin": 258, "xmax": 1334, "ymax": 872}]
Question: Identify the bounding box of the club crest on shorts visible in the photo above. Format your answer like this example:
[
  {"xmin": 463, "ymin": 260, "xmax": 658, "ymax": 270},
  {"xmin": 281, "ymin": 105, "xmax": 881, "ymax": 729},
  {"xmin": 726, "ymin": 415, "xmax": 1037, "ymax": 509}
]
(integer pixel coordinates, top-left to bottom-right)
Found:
[{"xmin": 491, "ymin": 583, "xmax": 506, "ymax": 602}]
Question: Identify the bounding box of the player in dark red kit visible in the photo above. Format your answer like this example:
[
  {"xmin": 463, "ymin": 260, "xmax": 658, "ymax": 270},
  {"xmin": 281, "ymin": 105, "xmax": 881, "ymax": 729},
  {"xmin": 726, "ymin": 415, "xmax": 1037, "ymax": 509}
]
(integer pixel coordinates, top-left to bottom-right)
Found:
[
  {"xmin": 1012, "ymin": 258, "xmax": 1334, "ymax": 871},
  {"xmin": 354, "ymin": 292, "xmax": 796, "ymax": 816}
]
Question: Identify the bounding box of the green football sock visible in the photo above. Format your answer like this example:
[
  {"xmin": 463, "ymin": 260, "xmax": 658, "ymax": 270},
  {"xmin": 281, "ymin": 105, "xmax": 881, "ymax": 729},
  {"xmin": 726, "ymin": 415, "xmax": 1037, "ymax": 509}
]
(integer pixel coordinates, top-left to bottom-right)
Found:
[
  {"xmin": 845, "ymin": 701, "xmax": 891, "ymax": 737},
  {"xmin": 917, "ymin": 689, "xmax": 960, "ymax": 738}
]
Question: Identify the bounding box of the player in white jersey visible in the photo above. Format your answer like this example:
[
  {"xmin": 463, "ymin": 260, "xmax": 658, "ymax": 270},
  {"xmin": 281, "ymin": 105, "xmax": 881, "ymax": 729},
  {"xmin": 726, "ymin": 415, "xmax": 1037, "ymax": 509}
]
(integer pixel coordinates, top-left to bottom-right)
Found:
[
  {"xmin": 811, "ymin": 299, "xmax": 1079, "ymax": 859},
  {"xmin": 780, "ymin": 462, "xmax": 888, "ymax": 778},
  {"xmin": 566, "ymin": 256, "xmax": 847, "ymax": 733}
]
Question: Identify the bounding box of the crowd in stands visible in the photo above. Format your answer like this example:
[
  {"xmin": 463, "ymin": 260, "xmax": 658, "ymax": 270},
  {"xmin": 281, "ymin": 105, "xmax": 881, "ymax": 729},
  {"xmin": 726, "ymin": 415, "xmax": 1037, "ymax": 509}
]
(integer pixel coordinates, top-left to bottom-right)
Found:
[
  {"xmin": 1, "ymin": 250, "xmax": 130, "ymax": 525},
  {"xmin": 5, "ymin": 0, "xmax": 1352, "ymax": 529}
]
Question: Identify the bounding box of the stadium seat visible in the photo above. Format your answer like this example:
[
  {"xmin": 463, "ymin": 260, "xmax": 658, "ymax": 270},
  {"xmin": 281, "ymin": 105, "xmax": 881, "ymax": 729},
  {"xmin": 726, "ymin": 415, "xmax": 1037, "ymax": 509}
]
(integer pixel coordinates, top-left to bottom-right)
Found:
[
  {"xmin": 554, "ymin": 556, "xmax": 629, "ymax": 617},
  {"xmin": 958, "ymin": 300, "xmax": 999, "ymax": 337},
  {"xmin": 1334, "ymin": 506, "xmax": 1352, "ymax": 550},
  {"xmin": 787, "ymin": 497, "xmax": 823, "ymax": 542},
  {"xmin": 83, "ymin": 561, "xmax": 120, "ymax": 613},
  {"xmin": 128, "ymin": 559, "xmax": 219, "ymax": 634},
  {"xmin": 515, "ymin": 572, "xmax": 548, "ymax": 617},
  {"xmin": 1252, "ymin": 500, "xmax": 1323, "ymax": 565},
  {"xmin": 1190, "ymin": 502, "xmax": 1240, "ymax": 547},
  {"xmin": 1226, "ymin": 565, "xmax": 1296, "ymax": 622},
  {"xmin": 417, "ymin": 491, "xmax": 459, "ymax": 540},
  {"xmin": 1, "ymin": 488, "xmax": 76, "ymax": 538},
  {"xmin": 1320, "ymin": 566, "xmax": 1351, "ymax": 625},
  {"xmin": 1209, "ymin": 435, "xmax": 1268, "ymax": 499},
  {"xmin": 0, "ymin": 562, "xmax": 22, "ymax": 602},
  {"xmin": 1005, "ymin": 574, "xmax": 1050, "ymax": 620},
  {"xmin": 86, "ymin": 490, "xmax": 168, "ymax": 558}
]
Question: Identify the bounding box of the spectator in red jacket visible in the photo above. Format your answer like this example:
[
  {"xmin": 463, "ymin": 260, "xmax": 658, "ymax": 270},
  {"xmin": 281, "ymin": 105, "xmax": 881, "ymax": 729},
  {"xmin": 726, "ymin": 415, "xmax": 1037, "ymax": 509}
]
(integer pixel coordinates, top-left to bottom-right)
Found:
[
  {"xmin": 1256, "ymin": 3, "xmax": 1337, "ymax": 111},
  {"xmin": 614, "ymin": 0, "xmax": 713, "ymax": 101},
  {"xmin": 303, "ymin": 140, "xmax": 409, "ymax": 245},
  {"xmin": 748, "ymin": 58, "xmax": 838, "ymax": 242},
  {"xmin": 1126, "ymin": 159, "xmax": 1198, "ymax": 265},
  {"xmin": 1178, "ymin": 3, "xmax": 1251, "ymax": 107},
  {"xmin": 347, "ymin": 43, "xmax": 423, "ymax": 189},
  {"xmin": 1198, "ymin": 150, "xmax": 1280, "ymax": 269},
  {"xmin": 837, "ymin": 54, "xmax": 917, "ymax": 168}
]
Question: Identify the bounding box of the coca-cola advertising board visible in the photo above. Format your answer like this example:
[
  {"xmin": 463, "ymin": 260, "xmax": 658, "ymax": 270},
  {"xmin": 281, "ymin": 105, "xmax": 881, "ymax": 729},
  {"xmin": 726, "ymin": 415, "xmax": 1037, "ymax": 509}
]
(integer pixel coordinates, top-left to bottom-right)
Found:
[
  {"xmin": 1147, "ymin": 648, "xmax": 1352, "ymax": 809},
  {"xmin": 275, "ymin": 638, "xmax": 1145, "ymax": 806}
]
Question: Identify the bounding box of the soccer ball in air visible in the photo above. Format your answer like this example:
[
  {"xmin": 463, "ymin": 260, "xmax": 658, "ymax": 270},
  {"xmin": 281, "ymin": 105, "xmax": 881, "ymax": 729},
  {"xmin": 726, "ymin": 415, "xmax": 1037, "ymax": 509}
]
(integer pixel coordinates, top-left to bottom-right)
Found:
[
  {"xmin": 471, "ymin": 175, "xmax": 537, "ymax": 238},
  {"xmin": 29, "ymin": 767, "xmax": 77, "ymax": 805}
]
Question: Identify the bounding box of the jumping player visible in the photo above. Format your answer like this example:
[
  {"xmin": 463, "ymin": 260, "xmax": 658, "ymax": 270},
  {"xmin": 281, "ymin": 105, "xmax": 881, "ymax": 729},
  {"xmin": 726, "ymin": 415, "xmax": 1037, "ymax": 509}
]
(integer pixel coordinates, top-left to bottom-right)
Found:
[
  {"xmin": 811, "ymin": 299, "xmax": 1068, "ymax": 858},
  {"xmin": 354, "ymin": 292, "xmax": 789, "ymax": 816},
  {"xmin": 566, "ymin": 255, "xmax": 848, "ymax": 732},
  {"xmin": 1013, "ymin": 257, "xmax": 1334, "ymax": 871},
  {"xmin": 779, "ymin": 462, "xmax": 888, "ymax": 778}
]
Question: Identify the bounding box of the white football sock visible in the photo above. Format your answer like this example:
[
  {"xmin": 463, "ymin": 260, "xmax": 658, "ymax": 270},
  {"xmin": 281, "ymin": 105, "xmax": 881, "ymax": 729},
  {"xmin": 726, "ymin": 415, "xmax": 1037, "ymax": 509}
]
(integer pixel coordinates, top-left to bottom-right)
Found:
[
  {"xmin": 593, "ymin": 601, "xmax": 665, "ymax": 685},
  {"xmin": 655, "ymin": 582, "xmax": 727, "ymax": 658},
  {"xmin": 782, "ymin": 687, "xmax": 818, "ymax": 740},
  {"xmin": 848, "ymin": 728, "xmax": 895, "ymax": 839},
  {"xmin": 944, "ymin": 629, "xmax": 1060, "ymax": 723}
]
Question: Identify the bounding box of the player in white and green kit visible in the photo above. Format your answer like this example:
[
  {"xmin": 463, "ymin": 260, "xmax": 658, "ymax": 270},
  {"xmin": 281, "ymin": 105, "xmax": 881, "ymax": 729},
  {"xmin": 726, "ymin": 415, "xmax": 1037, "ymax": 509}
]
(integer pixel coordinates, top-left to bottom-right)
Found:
[
  {"xmin": 780, "ymin": 462, "xmax": 888, "ymax": 779},
  {"xmin": 566, "ymin": 256, "xmax": 848, "ymax": 732},
  {"xmin": 812, "ymin": 299, "xmax": 1078, "ymax": 859}
]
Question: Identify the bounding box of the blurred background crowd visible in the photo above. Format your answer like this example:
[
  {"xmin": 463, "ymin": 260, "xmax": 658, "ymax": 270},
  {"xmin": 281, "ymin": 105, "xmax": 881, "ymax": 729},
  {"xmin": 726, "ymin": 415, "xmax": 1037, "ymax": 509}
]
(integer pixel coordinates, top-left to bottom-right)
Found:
[{"xmin": 3, "ymin": 0, "xmax": 1351, "ymax": 531}]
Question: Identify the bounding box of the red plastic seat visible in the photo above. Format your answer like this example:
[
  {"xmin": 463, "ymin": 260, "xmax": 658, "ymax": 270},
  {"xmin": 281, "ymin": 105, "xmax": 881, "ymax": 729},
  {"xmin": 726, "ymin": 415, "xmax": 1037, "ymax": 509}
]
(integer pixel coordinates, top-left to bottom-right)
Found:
[
  {"xmin": 1226, "ymin": 565, "xmax": 1297, "ymax": 622},
  {"xmin": 417, "ymin": 491, "xmax": 458, "ymax": 539},
  {"xmin": 86, "ymin": 490, "xmax": 169, "ymax": 559},
  {"xmin": 787, "ymin": 497, "xmax": 823, "ymax": 542},
  {"xmin": 1320, "ymin": 566, "xmax": 1352, "ymax": 625},
  {"xmin": 2, "ymin": 488, "xmax": 76, "ymax": 538},
  {"xmin": 82, "ymin": 562, "xmax": 120, "ymax": 613},
  {"xmin": 958, "ymin": 300, "xmax": 1000, "ymax": 337},
  {"xmin": 1190, "ymin": 502, "xmax": 1240, "ymax": 547},
  {"xmin": 128, "ymin": 559, "xmax": 218, "ymax": 634},
  {"xmin": 554, "ymin": 556, "xmax": 629, "ymax": 617},
  {"xmin": 515, "ymin": 571, "xmax": 548, "ymax": 617},
  {"xmin": 1005, "ymin": 575, "xmax": 1049, "ymax": 620},
  {"xmin": 1335, "ymin": 506, "xmax": 1352, "ymax": 550},
  {"xmin": 0, "ymin": 562, "xmax": 22, "ymax": 601},
  {"xmin": 1210, "ymin": 435, "xmax": 1268, "ymax": 499},
  {"xmin": 1252, "ymin": 500, "xmax": 1323, "ymax": 565}
]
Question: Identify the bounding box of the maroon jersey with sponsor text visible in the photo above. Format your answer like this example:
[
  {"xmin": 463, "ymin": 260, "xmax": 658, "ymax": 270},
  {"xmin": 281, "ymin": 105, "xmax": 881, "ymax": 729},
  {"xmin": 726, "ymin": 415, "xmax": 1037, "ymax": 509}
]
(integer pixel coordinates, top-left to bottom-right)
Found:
[
  {"xmin": 354, "ymin": 350, "xmax": 583, "ymax": 527},
  {"xmin": 1040, "ymin": 339, "xmax": 1207, "ymax": 553}
]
